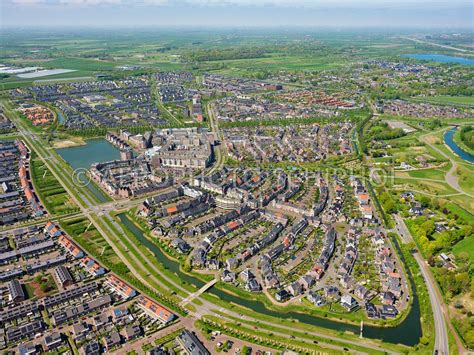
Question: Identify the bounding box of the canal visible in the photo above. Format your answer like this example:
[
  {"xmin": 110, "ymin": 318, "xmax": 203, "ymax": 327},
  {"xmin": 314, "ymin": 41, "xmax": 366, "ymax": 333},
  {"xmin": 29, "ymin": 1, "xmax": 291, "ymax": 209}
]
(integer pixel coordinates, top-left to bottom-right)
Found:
[
  {"xmin": 118, "ymin": 213, "xmax": 423, "ymax": 347},
  {"xmin": 56, "ymin": 138, "xmax": 120, "ymax": 203},
  {"xmin": 57, "ymin": 111, "xmax": 65, "ymax": 124},
  {"xmin": 444, "ymin": 127, "xmax": 474, "ymax": 164}
]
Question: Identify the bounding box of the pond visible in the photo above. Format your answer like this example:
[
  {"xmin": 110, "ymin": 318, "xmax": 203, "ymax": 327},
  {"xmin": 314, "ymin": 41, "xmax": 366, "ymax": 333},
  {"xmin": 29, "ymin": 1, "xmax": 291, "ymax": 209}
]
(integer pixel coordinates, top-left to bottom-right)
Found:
[
  {"xmin": 56, "ymin": 138, "xmax": 120, "ymax": 203},
  {"xmin": 444, "ymin": 127, "xmax": 474, "ymax": 163},
  {"xmin": 117, "ymin": 213, "xmax": 423, "ymax": 347},
  {"xmin": 56, "ymin": 138, "xmax": 120, "ymax": 170},
  {"xmin": 57, "ymin": 111, "xmax": 65, "ymax": 124},
  {"xmin": 404, "ymin": 54, "xmax": 474, "ymax": 66}
]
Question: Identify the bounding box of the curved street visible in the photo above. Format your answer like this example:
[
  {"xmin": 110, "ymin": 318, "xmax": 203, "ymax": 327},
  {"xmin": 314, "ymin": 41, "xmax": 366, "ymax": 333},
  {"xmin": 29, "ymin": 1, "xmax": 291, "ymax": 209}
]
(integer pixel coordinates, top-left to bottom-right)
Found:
[
  {"xmin": 394, "ymin": 214, "xmax": 457, "ymax": 355},
  {"xmin": 2, "ymin": 94, "xmax": 466, "ymax": 355}
]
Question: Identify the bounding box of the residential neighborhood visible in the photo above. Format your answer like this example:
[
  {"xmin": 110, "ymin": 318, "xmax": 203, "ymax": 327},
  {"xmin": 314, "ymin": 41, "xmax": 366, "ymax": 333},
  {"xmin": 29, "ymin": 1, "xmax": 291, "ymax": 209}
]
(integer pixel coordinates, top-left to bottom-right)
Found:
[{"xmin": 0, "ymin": 19, "xmax": 472, "ymax": 355}]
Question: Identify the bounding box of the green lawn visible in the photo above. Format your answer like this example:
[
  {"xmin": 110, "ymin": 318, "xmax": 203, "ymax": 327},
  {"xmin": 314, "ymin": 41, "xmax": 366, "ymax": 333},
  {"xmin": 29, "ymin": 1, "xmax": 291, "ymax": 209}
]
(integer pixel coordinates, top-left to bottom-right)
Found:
[
  {"xmin": 455, "ymin": 164, "xmax": 474, "ymax": 196},
  {"xmin": 444, "ymin": 203, "xmax": 474, "ymax": 227},
  {"xmin": 405, "ymin": 168, "xmax": 448, "ymax": 181},
  {"xmin": 452, "ymin": 235, "xmax": 474, "ymax": 262},
  {"xmin": 0, "ymin": 80, "xmax": 36, "ymax": 90}
]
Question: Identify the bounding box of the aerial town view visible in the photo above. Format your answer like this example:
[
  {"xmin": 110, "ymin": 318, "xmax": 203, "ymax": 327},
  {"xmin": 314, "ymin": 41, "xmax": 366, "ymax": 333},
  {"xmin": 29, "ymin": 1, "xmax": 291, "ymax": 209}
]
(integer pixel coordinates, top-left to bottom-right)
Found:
[{"xmin": 0, "ymin": 0, "xmax": 473, "ymax": 354}]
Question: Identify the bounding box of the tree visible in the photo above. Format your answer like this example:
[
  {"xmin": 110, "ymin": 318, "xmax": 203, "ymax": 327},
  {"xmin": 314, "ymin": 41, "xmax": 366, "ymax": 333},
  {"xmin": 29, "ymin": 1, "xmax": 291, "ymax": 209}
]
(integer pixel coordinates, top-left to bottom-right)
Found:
[
  {"xmin": 40, "ymin": 283, "xmax": 50, "ymax": 292},
  {"xmin": 470, "ymin": 278, "xmax": 474, "ymax": 298},
  {"xmin": 383, "ymin": 199, "xmax": 397, "ymax": 214},
  {"xmin": 418, "ymin": 196, "xmax": 431, "ymax": 208},
  {"xmin": 420, "ymin": 219, "xmax": 435, "ymax": 238},
  {"xmin": 454, "ymin": 272, "xmax": 470, "ymax": 294},
  {"xmin": 457, "ymin": 251, "xmax": 469, "ymax": 264},
  {"xmin": 464, "ymin": 329, "xmax": 474, "ymax": 348}
]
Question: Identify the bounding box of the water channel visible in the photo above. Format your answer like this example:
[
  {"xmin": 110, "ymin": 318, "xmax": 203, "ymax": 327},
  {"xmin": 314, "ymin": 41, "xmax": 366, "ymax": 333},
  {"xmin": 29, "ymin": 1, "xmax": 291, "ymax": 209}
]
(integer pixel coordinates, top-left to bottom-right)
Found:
[
  {"xmin": 118, "ymin": 213, "xmax": 423, "ymax": 346},
  {"xmin": 57, "ymin": 111, "xmax": 65, "ymax": 124},
  {"xmin": 444, "ymin": 127, "xmax": 474, "ymax": 164}
]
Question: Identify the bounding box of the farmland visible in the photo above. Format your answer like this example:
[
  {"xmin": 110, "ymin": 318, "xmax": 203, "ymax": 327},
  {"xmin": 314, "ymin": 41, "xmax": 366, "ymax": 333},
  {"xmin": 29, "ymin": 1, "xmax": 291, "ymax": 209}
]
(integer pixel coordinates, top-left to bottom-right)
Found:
[
  {"xmin": 0, "ymin": 26, "xmax": 473, "ymax": 355},
  {"xmin": 409, "ymin": 95, "xmax": 474, "ymax": 107}
]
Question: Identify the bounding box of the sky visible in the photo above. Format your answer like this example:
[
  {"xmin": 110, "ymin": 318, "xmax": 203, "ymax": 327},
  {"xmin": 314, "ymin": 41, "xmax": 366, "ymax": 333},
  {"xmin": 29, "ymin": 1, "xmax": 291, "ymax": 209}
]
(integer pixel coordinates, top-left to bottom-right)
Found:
[{"xmin": 1, "ymin": 0, "xmax": 473, "ymax": 28}]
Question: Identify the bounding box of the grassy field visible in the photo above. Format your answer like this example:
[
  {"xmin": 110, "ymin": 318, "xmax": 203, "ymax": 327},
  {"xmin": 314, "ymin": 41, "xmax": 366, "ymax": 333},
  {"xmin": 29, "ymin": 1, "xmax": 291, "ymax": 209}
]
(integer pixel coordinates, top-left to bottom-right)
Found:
[
  {"xmin": 0, "ymin": 80, "xmax": 38, "ymax": 90},
  {"xmin": 395, "ymin": 168, "xmax": 448, "ymax": 181},
  {"xmin": 389, "ymin": 176, "xmax": 474, "ymax": 213},
  {"xmin": 453, "ymin": 236, "xmax": 474, "ymax": 262},
  {"xmin": 390, "ymin": 177, "xmax": 458, "ymax": 195},
  {"xmin": 60, "ymin": 216, "xmax": 122, "ymax": 265},
  {"xmin": 210, "ymin": 54, "xmax": 345, "ymax": 73},
  {"xmin": 379, "ymin": 126, "xmax": 474, "ymax": 214},
  {"xmin": 30, "ymin": 156, "xmax": 80, "ymax": 215},
  {"xmin": 454, "ymin": 163, "xmax": 474, "ymax": 195},
  {"xmin": 39, "ymin": 57, "xmax": 118, "ymax": 71},
  {"xmin": 410, "ymin": 96, "xmax": 474, "ymax": 106},
  {"xmin": 444, "ymin": 202, "xmax": 474, "ymax": 227},
  {"xmin": 0, "ymin": 30, "xmax": 373, "ymax": 91},
  {"xmin": 402, "ymin": 129, "xmax": 474, "ymax": 209},
  {"xmin": 199, "ymin": 314, "xmax": 389, "ymax": 354}
]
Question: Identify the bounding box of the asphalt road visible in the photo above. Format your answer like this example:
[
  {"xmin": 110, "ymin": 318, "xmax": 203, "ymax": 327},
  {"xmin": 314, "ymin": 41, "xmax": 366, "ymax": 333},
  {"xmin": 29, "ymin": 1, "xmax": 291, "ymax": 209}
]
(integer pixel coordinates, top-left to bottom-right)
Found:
[
  {"xmin": 394, "ymin": 215, "xmax": 449, "ymax": 355},
  {"xmin": 1, "ymin": 98, "xmax": 435, "ymax": 354},
  {"xmin": 206, "ymin": 102, "xmax": 226, "ymax": 175},
  {"xmin": 401, "ymin": 36, "xmax": 472, "ymax": 53}
]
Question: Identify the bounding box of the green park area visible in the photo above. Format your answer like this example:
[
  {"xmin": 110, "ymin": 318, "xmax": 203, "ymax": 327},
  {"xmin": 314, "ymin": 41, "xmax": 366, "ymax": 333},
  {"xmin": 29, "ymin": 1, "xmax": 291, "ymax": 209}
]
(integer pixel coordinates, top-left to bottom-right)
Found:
[
  {"xmin": 0, "ymin": 27, "xmax": 473, "ymax": 353},
  {"xmin": 24, "ymin": 273, "xmax": 57, "ymax": 300},
  {"xmin": 364, "ymin": 117, "xmax": 473, "ymax": 350},
  {"xmin": 30, "ymin": 155, "xmax": 80, "ymax": 215},
  {"xmin": 61, "ymin": 214, "xmax": 188, "ymax": 316}
]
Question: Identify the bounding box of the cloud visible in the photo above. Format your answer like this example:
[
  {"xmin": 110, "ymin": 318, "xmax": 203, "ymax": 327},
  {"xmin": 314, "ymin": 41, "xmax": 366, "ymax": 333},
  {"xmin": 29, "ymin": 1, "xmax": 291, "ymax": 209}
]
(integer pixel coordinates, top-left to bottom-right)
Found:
[
  {"xmin": 11, "ymin": 0, "xmax": 44, "ymax": 4},
  {"xmin": 58, "ymin": 0, "xmax": 122, "ymax": 4},
  {"xmin": 10, "ymin": 0, "xmax": 123, "ymax": 4},
  {"xmin": 4, "ymin": 0, "xmax": 471, "ymax": 27},
  {"xmin": 139, "ymin": 0, "xmax": 169, "ymax": 4}
]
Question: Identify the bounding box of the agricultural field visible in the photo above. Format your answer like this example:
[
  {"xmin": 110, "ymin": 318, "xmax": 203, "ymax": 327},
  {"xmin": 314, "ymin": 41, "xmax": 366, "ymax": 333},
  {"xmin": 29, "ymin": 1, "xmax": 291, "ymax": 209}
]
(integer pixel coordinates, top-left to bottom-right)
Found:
[
  {"xmin": 39, "ymin": 58, "xmax": 118, "ymax": 71},
  {"xmin": 2, "ymin": 29, "xmax": 465, "ymax": 92},
  {"xmin": 0, "ymin": 23, "xmax": 473, "ymax": 354},
  {"xmin": 409, "ymin": 95, "xmax": 474, "ymax": 106}
]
